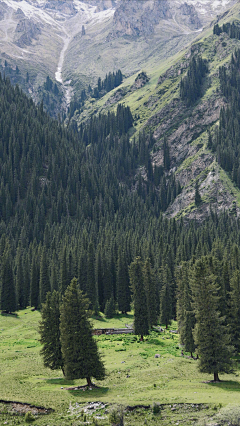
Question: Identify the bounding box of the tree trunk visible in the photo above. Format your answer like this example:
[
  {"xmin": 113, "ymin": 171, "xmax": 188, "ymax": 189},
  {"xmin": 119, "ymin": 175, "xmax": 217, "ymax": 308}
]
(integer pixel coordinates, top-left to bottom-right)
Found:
[
  {"xmin": 86, "ymin": 377, "xmax": 93, "ymax": 387},
  {"xmin": 214, "ymin": 372, "xmax": 220, "ymax": 382},
  {"xmin": 140, "ymin": 335, "xmax": 143, "ymax": 341}
]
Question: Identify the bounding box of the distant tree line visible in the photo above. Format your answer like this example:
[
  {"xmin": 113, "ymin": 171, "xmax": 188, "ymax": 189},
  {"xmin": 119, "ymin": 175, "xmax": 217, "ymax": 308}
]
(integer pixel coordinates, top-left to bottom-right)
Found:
[
  {"xmin": 180, "ymin": 55, "xmax": 208, "ymax": 106},
  {"xmin": 213, "ymin": 21, "xmax": 240, "ymax": 40},
  {"xmin": 68, "ymin": 70, "xmax": 123, "ymax": 118},
  {"xmin": 210, "ymin": 48, "xmax": 240, "ymax": 188}
]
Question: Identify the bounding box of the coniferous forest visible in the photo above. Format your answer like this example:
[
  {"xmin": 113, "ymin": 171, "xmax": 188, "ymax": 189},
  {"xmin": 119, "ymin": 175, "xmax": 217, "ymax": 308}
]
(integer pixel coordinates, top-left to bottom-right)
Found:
[{"xmin": 1, "ymin": 41, "xmax": 240, "ymax": 378}]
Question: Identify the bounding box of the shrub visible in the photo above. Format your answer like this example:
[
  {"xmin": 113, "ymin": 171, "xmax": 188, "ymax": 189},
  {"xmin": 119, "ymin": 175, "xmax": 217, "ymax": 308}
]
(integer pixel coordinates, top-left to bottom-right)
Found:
[
  {"xmin": 214, "ymin": 405, "xmax": 240, "ymax": 425},
  {"xmin": 24, "ymin": 411, "xmax": 36, "ymax": 423},
  {"xmin": 152, "ymin": 402, "xmax": 161, "ymax": 414},
  {"xmin": 109, "ymin": 405, "xmax": 124, "ymax": 426}
]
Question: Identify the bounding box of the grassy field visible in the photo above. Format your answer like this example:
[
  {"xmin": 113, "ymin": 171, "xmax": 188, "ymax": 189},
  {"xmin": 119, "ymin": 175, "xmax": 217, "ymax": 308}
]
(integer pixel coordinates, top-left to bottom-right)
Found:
[{"xmin": 0, "ymin": 309, "xmax": 240, "ymax": 425}]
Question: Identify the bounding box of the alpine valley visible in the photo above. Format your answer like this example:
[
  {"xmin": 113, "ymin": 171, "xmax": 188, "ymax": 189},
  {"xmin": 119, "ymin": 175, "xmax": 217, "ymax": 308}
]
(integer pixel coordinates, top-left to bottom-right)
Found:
[{"xmin": 1, "ymin": 1, "xmax": 240, "ymax": 426}]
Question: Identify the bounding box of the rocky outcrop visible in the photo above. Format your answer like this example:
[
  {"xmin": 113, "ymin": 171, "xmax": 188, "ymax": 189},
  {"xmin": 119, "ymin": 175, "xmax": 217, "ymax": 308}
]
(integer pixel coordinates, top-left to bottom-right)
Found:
[
  {"xmin": 131, "ymin": 71, "xmax": 149, "ymax": 91},
  {"xmin": 178, "ymin": 3, "xmax": 202, "ymax": 30},
  {"xmin": 14, "ymin": 19, "xmax": 42, "ymax": 48},
  {"xmin": 44, "ymin": 1, "xmax": 77, "ymax": 15},
  {"xmin": 108, "ymin": 0, "xmax": 172, "ymax": 39},
  {"xmin": 0, "ymin": 2, "xmax": 8, "ymax": 21},
  {"xmin": 13, "ymin": 8, "xmax": 25, "ymax": 20}
]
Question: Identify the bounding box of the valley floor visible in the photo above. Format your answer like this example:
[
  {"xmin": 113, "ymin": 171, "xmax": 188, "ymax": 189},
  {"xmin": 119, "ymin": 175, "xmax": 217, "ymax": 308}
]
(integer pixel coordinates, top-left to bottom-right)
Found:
[{"xmin": 0, "ymin": 309, "xmax": 240, "ymax": 425}]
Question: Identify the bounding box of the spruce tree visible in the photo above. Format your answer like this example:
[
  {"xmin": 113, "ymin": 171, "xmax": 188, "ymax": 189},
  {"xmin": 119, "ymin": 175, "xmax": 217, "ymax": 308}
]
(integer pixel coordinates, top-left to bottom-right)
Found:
[
  {"xmin": 39, "ymin": 247, "xmax": 51, "ymax": 306},
  {"xmin": 129, "ymin": 257, "xmax": 149, "ymax": 340},
  {"xmin": 39, "ymin": 290, "xmax": 64, "ymax": 374},
  {"xmin": 30, "ymin": 254, "xmax": 39, "ymax": 309},
  {"xmin": 159, "ymin": 266, "xmax": 172, "ymax": 329},
  {"xmin": 104, "ymin": 294, "xmax": 115, "ymax": 318},
  {"xmin": 228, "ymin": 269, "xmax": 240, "ymax": 353},
  {"xmin": 191, "ymin": 256, "xmax": 233, "ymax": 381},
  {"xmin": 194, "ymin": 180, "xmax": 202, "ymax": 207},
  {"xmin": 60, "ymin": 278, "xmax": 105, "ymax": 386},
  {"xmin": 117, "ymin": 249, "xmax": 130, "ymax": 314},
  {"xmin": 0, "ymin": 246, "xmax": 16, "ymax": 313},
  {"xmin": 86, "ymin": 241, "xmax": 97, "ymax": 309},
  {"xmin": 176, "ymin": 263, "xmax": 195, "ymax": 356},
  {"xmin": 143, "ymin": 258, "xmax": 157, "ymax": 327}
]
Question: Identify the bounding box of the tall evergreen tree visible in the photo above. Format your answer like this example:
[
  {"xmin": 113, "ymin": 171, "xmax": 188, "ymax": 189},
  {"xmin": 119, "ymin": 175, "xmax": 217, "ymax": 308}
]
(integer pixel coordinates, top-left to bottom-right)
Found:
[
  {"xmin": 39, "ymin": 247, "xmax": 51, "ymax": 306},
  {"xmin": 87, "ymin": 241, "xmax": 97, "ymax": 309},
  {"xmin": 191, "ymin": 256, "xmax": 233, "ymax": 381},
  {"xmin": 159, "ymin": 266, "xmax": 172, "ymax": 329},
  {"xmin": 39, "ymin": 290, "xmax": 64, "ymax": 374},
  {"xmin": 143, "ymin": 258, "xmax": 157, "ymax": 327},
  {"xmin": 60, "ymin": 278, "xmax": 105, "ymax": 386},
  {"xmin": 228, "ymin": 269, "xmax": 240, "ymax": 353},
  {"xmin": 0, "ymin": 246, "xmax": 16, "ymax": 313},
  {"xmin": 30, "ymin": 254, "xmax": 39, "ymax": 309},
  {"xmin": 129, "ymin": 257, "xmax": 149, "ymax": 340},
  {"xmin": 117, "ymin": 249, "xmax": 131, "ymax": 314}
]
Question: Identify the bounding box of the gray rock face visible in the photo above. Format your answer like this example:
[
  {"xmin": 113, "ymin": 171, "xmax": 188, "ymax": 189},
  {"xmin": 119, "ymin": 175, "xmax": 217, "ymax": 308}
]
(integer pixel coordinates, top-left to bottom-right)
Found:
[
  {"xmin": 178, "ymin": 3, "xmax": 202, "ymax": 30},
  {"xmin": 14, "ymin": 18, "xmax": 42, "ymax": 48},
  {"xmin": 13, "ymin": 8, "xmax": 25, "ymax": 20},
  {"xmin": 0, "ymin": 3, "xmax": 8, "ymax": 21},
  {"xmin": 44, "ymin": 1, "xmax": 77, "ymax": 15},
  {"xmin": 110, "ymin": 0, "xmax": 172, "ymax": 38}
]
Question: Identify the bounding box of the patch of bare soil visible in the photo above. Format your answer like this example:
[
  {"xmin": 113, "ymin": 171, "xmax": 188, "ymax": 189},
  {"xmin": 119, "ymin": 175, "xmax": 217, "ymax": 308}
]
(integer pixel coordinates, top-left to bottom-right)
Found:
[{"xmin": 0, "ymin": 399, "xmax": 53, "ymax": 415}]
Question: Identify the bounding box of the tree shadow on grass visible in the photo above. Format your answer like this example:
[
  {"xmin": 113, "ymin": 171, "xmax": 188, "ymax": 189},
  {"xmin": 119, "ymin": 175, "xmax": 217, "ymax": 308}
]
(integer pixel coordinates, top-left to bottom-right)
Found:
[
  {"xmin": 67, "ymin": 386, "xmax": 109, "ymax": 397},
  {"xmin": 46, "ymin": 378, "xmax": 75, "ymax": 386},
  {"xmin": 207, "ymin": 380, "xmax": 240, "ymax": 391}
]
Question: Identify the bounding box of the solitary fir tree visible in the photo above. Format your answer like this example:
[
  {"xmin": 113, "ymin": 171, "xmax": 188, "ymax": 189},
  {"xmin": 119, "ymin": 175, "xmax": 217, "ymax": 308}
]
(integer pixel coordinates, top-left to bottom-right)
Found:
[
  {"xmin": 39, "ymin": 290, "xmax": 64, "ymax": 375},
  {"xmin": 60, "ymin": 278, "xmax": 105, "ymax": 386},
  {"xmin": 191, "ymin": 256, "xmax": 233, "ymax": 381},
  {"xmin": 176, "ymin": 263, "xmax": 195, "ymax": 356},
  {"xmin": 129, "ymin": 257, "xmax": 149, "ymax": 341}
]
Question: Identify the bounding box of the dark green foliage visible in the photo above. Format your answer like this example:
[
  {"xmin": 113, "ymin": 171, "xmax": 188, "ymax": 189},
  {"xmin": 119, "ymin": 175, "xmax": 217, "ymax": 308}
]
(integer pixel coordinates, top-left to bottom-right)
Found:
[
  {"xmin": 39, "ymin": 290, "xmax": 64, "ymax": 373},
  {"xmin": 104, "ymin": 294, "xmax": 116, "ymax": 318},
  {"xmin": 143, "ymin": 258, "xmax": 157, "ymax": 328},
  {"xmin": 39, "ymin": 248, "xmax": 51, "ymax": 306},
  {"xmin": 177, "ymin": 263, "xmax": 196, "ymax": 355},
  {"xmin": 159, "ymin": 266, "xmax": 172, "ymax": 329},
  {"xmin": 0, "ymin": 245, "xmax": 16, "ymax": 313},
  {"xmin": 60, "ymin": 278, "xmax": 105, "ymax": 384},
  {"xmin": 214, "ymin": 21, "xmax": 240, "ymax": 40},
  {"xmin": 129, "ymin": 257, "xmax": 149, "ymax": 339},
  {"xmin": 212, "ymin": 49, "xmax": 240, "ymax": 189},
  {"xmin": 117, "ymin": 249, "xmax": 131, "ymax": 314},
  {"xmin": 191, "ymin": 257, "xmax": 233, "ymax": 381},
  {"xmin": 194, "ymin": 180, "xmax": 202, "ymax": 207},
  {"xmin": 180, "ymin": 55, "xmax": 208, "ymax": 106},
  {"xmin": 69, "ymin": 69, "xmax": 123, "ymax": 117},
  {"xmin": 228, "ymin": 270, "xmax": 240, "ymax": 353}
]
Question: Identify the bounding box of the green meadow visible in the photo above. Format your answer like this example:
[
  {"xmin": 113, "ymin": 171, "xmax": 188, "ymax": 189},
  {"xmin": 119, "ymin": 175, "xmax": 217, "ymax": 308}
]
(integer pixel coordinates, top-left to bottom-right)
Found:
[{"xmin": 0, "ymin": 308, "xmax": 240, "ymax": 425}]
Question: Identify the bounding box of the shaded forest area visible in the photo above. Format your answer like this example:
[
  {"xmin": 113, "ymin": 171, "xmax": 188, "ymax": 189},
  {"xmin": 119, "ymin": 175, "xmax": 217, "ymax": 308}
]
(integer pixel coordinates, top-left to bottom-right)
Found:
[{"xmin": 0, "ymin": 47, "xmax": 240, "ymax": 364}]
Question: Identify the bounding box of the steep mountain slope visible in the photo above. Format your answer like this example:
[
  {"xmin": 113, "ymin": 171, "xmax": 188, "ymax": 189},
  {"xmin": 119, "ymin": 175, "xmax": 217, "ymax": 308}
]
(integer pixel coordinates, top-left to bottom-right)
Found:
[
  {"xmin": 72, "ymin": 1, "xmax": 240, "ymax": 221},
  {"xmin": 0, "ymin": 0, "xmax": 236, "ymax": 112}
]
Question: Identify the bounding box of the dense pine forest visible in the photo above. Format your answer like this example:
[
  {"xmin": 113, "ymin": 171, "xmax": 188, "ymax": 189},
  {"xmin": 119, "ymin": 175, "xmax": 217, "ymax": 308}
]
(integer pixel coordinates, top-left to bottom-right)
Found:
[{"xmin": 1, "ymin": 42, "xmax": 240, "ymax": 368}]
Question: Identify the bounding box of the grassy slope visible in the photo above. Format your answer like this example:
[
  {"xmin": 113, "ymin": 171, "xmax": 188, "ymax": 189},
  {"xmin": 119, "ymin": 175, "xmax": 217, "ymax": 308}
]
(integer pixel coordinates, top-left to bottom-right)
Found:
[{"xmin": 0, "ymin": 309, "xmax": 240, "ymax": 425}]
